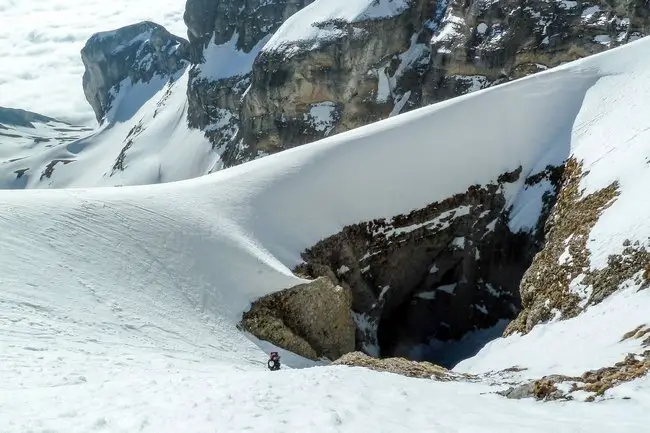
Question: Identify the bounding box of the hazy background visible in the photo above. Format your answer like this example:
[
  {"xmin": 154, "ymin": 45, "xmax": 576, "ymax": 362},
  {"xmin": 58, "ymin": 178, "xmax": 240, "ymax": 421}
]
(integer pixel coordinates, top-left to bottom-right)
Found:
[{"xmin": 0, "ymin": 0, "xmax": 187, "ymax": 126}]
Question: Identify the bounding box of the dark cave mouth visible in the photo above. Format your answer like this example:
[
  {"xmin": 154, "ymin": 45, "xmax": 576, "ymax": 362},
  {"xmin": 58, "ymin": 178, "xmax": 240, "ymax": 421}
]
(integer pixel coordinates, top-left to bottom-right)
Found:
[
  {"xmin": 372, "ymin": 265, "xmax": 525, "ymax": 369},
  {"xmin": 375, "ymin": 294, "xmax": 518, "ymax": 369},
  {"xmin": 293, "ymin": 166, "xmax": 563, "ymax": 368}
]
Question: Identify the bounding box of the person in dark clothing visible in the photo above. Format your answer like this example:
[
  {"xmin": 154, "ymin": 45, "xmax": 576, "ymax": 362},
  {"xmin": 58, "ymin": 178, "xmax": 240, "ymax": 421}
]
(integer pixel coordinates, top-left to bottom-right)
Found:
[{"xmin": 268, "ymin": 351, "xmax": 281, "ymax": 371}]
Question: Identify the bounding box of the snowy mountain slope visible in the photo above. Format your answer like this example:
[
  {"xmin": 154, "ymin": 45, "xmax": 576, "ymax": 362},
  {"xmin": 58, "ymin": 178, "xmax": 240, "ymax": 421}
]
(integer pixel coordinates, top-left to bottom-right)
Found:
[
  {"xmin": 0, "ymin": 70, "xmax": 218, "ymax": 188},
  {"xmin": 3, "ymin": 36, "xmax": 650, "ymax": 430},
  {"xmin": 0, "ymin": 108, "xmax": 93, "ymax": 188},
  {"xmin": 0, "ymin": 20, "xmax": 223, "ymax": 190}
]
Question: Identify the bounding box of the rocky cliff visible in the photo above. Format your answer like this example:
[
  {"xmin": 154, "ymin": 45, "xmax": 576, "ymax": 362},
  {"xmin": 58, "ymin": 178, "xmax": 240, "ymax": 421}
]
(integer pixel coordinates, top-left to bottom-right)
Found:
[
  {"xmin": 183, "ymin": 0, "xmax": 314, "ymax": 167},
  {"xmin": 290, "ymin": 166, "xmax": 561, "ymax": 364},
  {"xmin": 182, "ymin": 0, "xmax": 648, "ymax": 167},
  {"xmin": 505, "ymin": 158, "xmax": 650, "ymax": 336},
  {"xmin": 81, "ymin": 21, "xmax": 189, "ymax": 123},
  {"xmin": 75, "ymin": 1, "xmax": 647, "ymax": 167}
]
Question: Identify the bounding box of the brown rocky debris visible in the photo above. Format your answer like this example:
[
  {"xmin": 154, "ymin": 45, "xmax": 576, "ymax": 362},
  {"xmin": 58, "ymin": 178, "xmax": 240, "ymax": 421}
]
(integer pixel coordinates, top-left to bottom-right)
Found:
[
  {"xmin": 332, "ymin": 351, "xmax": 472, "ymax": 381},
  {"xmin": 621, "ymin": 325, "xmax": 650, "ymax": 347},
  {"xmin": 500, "ymin": 350, "xmax": 650, "ymax": 402},
  {"xmin": 580, "ymin": 351, "xmax": 650, "ymax": 397},
  {"xmin": 505, "ymin": 158, "xmax": 621, "ymax": 336},
  {"xmin": 239, "ymin": 276, "xmax": 355, "ymax": 361},
  {"xmin": 499, "ymin": 376, "xmax": 567, "ymax": 401}
]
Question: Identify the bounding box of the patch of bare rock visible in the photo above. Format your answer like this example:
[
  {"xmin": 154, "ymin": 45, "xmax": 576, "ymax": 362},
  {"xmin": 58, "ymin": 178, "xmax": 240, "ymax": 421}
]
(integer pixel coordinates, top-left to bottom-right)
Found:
[
  {"xmin": 331, "ymin": 351, "xmax": 473, "ymax": 381},
  {"xmin": 239, "ymin": 276, "xmax": 355, "ymax": 361}
]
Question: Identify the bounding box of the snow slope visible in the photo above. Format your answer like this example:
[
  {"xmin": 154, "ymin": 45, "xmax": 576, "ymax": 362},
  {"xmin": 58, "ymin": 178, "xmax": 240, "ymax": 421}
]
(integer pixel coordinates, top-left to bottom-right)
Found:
[
  {"xmin": 0, "ymin": 70, "xmax": 218, "ymax": 188},
  {"xmin": 0, "ymin": 0, "xmax": 187, "ymax": 125},
  {"xmin": 2, "ymin": 36, "xmax": 650, "ymax": 431},
  {"xmin": 0, "ymin": 109, "xmax": 93, "ymax": 188},
  {"xmin": 198, "ymin": 33, "xmax": 272, "ymax": 81}
]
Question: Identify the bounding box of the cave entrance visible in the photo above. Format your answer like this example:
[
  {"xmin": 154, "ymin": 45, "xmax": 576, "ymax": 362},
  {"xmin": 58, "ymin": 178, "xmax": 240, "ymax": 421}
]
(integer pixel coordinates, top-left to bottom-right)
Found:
[
  {"xmin": 376, "ymin": 297, "xmax": 514, "ymax": 369},
  {"xmin": 375, "ymin": 238, "xmax": 529, "ymax": 368},
  {"xmin": 295, "ymin": 169, "xmax": 559, "ymax": 369}
]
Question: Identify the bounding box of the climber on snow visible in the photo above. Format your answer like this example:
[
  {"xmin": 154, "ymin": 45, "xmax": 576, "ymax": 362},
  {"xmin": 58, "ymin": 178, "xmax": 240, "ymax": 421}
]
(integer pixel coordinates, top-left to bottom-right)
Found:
[{"xmin": 267, "ymin": 351, "xmax": 281, "ymax": 371}]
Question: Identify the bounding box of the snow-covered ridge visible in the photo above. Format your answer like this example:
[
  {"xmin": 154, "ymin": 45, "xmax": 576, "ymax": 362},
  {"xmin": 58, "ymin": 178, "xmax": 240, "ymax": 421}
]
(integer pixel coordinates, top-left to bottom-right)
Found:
[
  {"xmin": 0, "ymin": 108, "xmax": 93, "ymax": 188},
  {"xmin": 262, "ymin": 0, "xmax": 412, "ymax": 54}
]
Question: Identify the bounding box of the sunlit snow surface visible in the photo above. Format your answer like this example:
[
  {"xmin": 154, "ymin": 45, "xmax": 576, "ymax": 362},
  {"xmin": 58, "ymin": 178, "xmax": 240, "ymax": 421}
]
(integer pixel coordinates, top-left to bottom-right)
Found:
[
  {"xmin": 1, "ymin": 2, "xmax": 650, "ymax": 428},
  {"xmin": 0, "ymin": 0, "xmax": 187, "ymax": 125}
]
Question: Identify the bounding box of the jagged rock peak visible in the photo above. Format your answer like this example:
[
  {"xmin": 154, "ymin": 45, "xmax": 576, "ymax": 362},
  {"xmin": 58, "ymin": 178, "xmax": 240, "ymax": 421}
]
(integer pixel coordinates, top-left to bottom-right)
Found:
[
  {"xmin": 184, "ymin": 0, "xmax": 314, "ymax": 61},
  {"xmin": 81, "ymin": 21, "xmax": 189, "ymax": 123}
]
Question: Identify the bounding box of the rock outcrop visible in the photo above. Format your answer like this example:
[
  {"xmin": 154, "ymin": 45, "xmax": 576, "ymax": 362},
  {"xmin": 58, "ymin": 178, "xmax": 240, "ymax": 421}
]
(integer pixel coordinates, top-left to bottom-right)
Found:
[
  {"xmin": 184, "ymin": 0, "xmax": 314, "ymax": 61},
  {"xmin": 183, "ymin": 0, "xmax": 314, "ymax": 166},
  {"xmin": 332, "ymin": 351, "xmax": 471, "ymax": 381},
  {"xmin": 235, "ymin": 2, "xmax": 432, "ymax": 161},
  {"xmin": 239, "ymin": 276, "xmax": 355, "ymax": 360},
  {"xmin": 81, "ymin": 21, "xmax": 189, "ymax": 123},
  {"xmin": 500, "ymin": 350, "xmax": 650, "ymax": 402},
  {"xmin": 293, "ymin": 166, "xmax": 560, "ymax": 364},
  {"xmin": 505, "ymin": 158, "xmax": 650, "ymax": 336}
]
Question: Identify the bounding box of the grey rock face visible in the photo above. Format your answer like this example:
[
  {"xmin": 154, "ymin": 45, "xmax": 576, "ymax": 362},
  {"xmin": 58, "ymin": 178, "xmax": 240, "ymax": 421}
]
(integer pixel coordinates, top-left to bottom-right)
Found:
[
  {"xmin": 424, "ymin": 0, "xmax": 648, "ymax": 98},
  {"xmin": 183, "ymin": 0, "xmax": 315, "ymax": 169},
  {"xmin": 81, "ymin": 21, "xmax": 189, "ymax": 123},
  {"xmin": 235, "ymin": 4, "xmax": 432, "ymax": 163}
]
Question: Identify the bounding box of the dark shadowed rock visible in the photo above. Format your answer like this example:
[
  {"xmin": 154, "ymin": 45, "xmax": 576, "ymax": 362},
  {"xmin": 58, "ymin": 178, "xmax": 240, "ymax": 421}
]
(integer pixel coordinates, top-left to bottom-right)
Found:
[{"xmin": 293, "ymin": 166, "xmax": 562, "ymax": 364}]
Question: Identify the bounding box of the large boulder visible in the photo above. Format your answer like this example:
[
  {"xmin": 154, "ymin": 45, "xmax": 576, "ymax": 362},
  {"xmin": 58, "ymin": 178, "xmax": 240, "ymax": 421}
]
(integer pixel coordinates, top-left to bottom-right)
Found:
[
  {"xmin": 81, "ymin": 21, "xmax": 189, "ymax": 123},
  {"xmin": 240, "ymin": 276, "xmax": 355, "ymax": 360}
]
